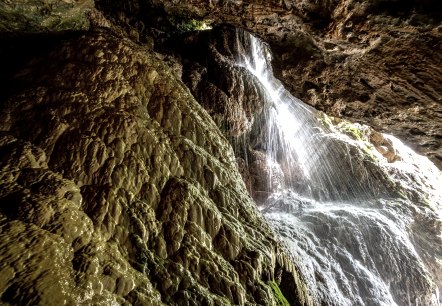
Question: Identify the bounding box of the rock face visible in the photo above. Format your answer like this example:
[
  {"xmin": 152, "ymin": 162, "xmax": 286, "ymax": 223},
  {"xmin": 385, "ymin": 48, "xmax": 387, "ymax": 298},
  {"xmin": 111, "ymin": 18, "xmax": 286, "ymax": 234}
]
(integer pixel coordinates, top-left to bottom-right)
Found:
[
  {"xmin": 164, "ymin": 26, "xmax": 400, "ymax": 204},
  {"xmin": 139, "ymin": 0, "xmax": 442, "ymax": 169},
  {"xmin": 0, "ymin": 30, "xmax": 310, "ymax": 305},
  {"xmin": 270, "ymin": 3, "xmax": 442, "ymax": 170},
  {"xmin": 173, "ymin": 27, "xmax": 268, "ymax": 137},
  {"xmin": 0, "ymin": 0, "xmax": 94, "ymax": 32},
  {"xmin": 161, "ymin": 26, "xmax": 279, "ymax": 201}
]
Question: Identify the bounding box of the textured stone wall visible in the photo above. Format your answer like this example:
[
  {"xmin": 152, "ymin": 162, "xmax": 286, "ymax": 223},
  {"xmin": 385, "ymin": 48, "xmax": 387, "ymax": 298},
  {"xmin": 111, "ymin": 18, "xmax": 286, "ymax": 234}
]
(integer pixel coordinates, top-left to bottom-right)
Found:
[
  {"xmin": 270, "ymin": 2, "xmax": 442, "ymax": 169},
  {"xmin": 137, "ymin": 0, "xmax": 442, "ymax": 168},
  {"xmin": 0, "ymin": 0, "xmax": 94, "ymax": 32},
  {"xmin": 0, "ymin": 30, "xmax": 310, "ymax": 305}
]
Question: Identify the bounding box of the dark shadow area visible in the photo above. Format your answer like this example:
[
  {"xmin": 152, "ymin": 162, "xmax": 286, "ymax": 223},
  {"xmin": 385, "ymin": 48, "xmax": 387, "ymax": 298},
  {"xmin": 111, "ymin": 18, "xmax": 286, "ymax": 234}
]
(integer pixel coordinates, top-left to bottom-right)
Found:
[
  {"xmin": 368, "ymin": 0, "xmax": 442, "ymax": 19},
  {"xmin": 0, "ymin": 31, "xmax": 87, "ymax": 107}
]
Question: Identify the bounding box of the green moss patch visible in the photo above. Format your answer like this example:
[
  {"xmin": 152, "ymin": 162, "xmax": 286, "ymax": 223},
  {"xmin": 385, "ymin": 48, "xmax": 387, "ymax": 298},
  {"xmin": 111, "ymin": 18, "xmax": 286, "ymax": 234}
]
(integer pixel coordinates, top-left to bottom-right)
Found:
[
  {"xmin": 167, "ymin": 16, "xmax": 211, "ymax": 34},
  {"xmin": 268, "ymin": 281, "xmax": 290, "ymax": 306}
]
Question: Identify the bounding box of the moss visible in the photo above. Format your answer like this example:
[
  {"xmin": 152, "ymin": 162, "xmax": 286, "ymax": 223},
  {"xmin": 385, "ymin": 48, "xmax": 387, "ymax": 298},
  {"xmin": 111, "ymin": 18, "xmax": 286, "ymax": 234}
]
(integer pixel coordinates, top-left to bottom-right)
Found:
[
  {"xmin": 320, "ymin": 115, "xmax": 369, "ymax": 143},
  {"xmin": 317, "ymin": 112, "xmax": 336, "ymax": 131},
  {"xmin": 268, "ymin": 281, "xmax": 290, "ymax": 306},
  {"xmin": 167, "ymin": 16, "xmax": 211, "ymax": 34},
  {"xmin": 0, "ymin": 0, "xmax": 92, "ymax": 32},
  {"xmin": 337, "ymin": 121, "xmax": 365, "ymax": 141}
]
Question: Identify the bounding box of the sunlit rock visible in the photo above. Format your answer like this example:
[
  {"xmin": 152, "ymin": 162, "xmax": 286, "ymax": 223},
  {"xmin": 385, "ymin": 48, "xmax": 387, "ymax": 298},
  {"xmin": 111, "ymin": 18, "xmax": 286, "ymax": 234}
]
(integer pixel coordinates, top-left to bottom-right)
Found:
[{"xmin": 0, "ymin": 0, "xmax": 441, "ymax": 305}]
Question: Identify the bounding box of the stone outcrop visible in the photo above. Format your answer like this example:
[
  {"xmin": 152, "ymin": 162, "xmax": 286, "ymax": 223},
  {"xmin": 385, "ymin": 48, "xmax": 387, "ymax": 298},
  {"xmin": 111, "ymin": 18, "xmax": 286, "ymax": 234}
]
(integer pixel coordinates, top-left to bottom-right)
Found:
[
  {"xmin": 0, "ymin": 30, "xmax": 310, "ymax": 305},
  {"xmin": 165, "ymin": 26, "xmax": 407, "ymax": 204},
  {"xmin": 1, "ymin": 0, "xmax": 440, "ymax": 170},
  {"xmin": 0, "ymin": 0, "xmax": 94, "ymax": 32},
  {"xmin": 271, "ymin": 4, "xmax": 442, "ymax": 170},
  {"xmin": 174, "ymin": 27, "xmax": 268, "ymax": 137},
  {"xmin": 135, "ymin": 0, "xmax": 442, "ymax": 169}
]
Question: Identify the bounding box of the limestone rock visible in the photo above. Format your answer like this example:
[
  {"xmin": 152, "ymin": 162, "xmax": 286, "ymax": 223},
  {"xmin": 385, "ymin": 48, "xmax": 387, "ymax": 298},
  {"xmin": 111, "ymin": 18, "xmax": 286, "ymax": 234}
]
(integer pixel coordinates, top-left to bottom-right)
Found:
[
  {"xmin": 0, "ymin": 30, "xmax": 309, "ymax": 305},
  {"xmin": 1, "ymin": 0, "xmax": 440, "ymax": 304},
  {"xmin": 132, "ymin": 0, "xmax": 442, "ymax": 169},
  {"xmin": 165, "ymin": 26, "xmax": 269, "ymax": 137},
  {"xmin": 0, "ymin": 0, "xmax": 94, "ymax": 32},
  {"xmin": 272, "ymin": 14, "xmax": 442, "ymax": 169}
]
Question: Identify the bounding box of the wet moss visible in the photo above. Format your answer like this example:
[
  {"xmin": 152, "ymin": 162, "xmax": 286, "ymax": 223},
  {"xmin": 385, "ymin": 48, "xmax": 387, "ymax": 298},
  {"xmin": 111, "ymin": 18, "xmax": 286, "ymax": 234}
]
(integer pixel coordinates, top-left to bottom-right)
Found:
[
  {"xmin": 167, "ymin": 16, "xmax": 211, "ymax": 34},
  {"xmin": 317, "ymin": 112, "xmax": 335, "ymax": 131},
  {"xmin": 268, "ymin": 281, "xmax": 290, "ymax": 306},
  {"xmin": 336, "ymin": 121, "xmax": 365, "ymax": 141}
]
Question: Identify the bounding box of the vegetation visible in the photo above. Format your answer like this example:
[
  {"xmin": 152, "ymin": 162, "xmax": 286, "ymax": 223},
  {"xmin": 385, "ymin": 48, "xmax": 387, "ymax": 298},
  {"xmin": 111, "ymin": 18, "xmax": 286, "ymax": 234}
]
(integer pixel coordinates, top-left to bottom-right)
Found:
[
  {"xmin": 317, "ymin": 112, "xmax": 335, "ymax": 130},
  {"xmin": 268, "ymin": 281, "xmax": 290, "ymax": 306},
  {"xmin": 167, "ymin": 16, "xmax": 211, "ymax": 34},
  {"xmin": 336, "ymin": 120, "xmax": 366, "ymax": 142}
]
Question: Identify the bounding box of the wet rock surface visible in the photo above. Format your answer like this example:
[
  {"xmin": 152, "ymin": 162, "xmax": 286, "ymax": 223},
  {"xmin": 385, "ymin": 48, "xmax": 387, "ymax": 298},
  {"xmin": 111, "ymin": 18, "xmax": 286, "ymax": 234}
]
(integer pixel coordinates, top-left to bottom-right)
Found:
[
  {"xmin": 133, "ymin": 0, "xmax": 442, "ymax": 169},
  {"xmin": 272, "ymin": 11, "xmax": 442, "ymax": 170},
  {"xmin": 171, "ymin": 27, "xmax": 442, "ymax": 305},
  {"xmin": 165, "ymin": 26, "xmax": 269, "ymax": 137},
  {"xmin": 0, "ymin": 30, "xmax": 309, "ymax": 305}
]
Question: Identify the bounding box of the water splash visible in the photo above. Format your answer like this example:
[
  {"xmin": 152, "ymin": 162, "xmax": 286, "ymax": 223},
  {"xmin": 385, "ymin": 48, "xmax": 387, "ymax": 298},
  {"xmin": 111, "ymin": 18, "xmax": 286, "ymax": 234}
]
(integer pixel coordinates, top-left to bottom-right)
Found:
[{"xmin": 233, "ymin": 29, "xmax": 442, "ymax": 305}]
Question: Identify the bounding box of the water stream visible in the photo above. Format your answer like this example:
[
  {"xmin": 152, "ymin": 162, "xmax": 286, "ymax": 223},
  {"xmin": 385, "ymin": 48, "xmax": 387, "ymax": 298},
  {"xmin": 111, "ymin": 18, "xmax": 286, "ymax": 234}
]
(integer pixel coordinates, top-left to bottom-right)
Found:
[{"xmin": 233, "ymin": 29, "xmax": 442, "ymax": 306}]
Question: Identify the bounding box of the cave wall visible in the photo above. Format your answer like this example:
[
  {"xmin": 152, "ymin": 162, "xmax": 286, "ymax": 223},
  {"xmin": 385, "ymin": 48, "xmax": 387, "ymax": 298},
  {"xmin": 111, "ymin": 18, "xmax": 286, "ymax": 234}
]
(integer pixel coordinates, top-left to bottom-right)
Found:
[
  {"xmin": 118, "ymin": 0, "xmax": 441, "ymax": 168},
  {"xmin": 0, "ymin": 28, "xmax": 310, "ymax": 305}
]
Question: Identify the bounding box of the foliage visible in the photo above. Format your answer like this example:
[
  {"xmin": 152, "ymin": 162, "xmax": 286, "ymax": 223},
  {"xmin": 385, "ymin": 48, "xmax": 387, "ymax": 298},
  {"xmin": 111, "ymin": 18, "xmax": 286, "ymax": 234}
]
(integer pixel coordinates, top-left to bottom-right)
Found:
[
  {"xmin": 167, "ymin": 16, "xmax": 211, "ymax": 34},
  {"xmin": 268, "ymin": 281, "xmax": 290, "ymax": 306},
  {"xmin": 317, "ymin": 112, "xmax": 335, "ymax": 130},
  {"xmin": 336, "ymin": 120, "xmax": 366, "ymax": 141}
]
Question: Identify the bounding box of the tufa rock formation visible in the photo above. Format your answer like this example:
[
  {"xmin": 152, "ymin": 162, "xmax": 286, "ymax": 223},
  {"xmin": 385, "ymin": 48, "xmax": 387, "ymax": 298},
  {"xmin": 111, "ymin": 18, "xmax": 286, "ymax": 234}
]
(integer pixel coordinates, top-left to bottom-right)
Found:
[{"xmin": 0, "ymin": 30, "xmax": 309, "ymax": 305}]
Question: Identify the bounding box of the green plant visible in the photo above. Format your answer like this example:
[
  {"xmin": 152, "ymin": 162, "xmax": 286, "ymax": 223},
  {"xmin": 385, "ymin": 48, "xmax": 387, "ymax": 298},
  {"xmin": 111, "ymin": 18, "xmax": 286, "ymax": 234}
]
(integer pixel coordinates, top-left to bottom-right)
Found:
[
  {"xmin": 336, "ymin": 121, "xmax": 365, "ymax": 141},
  {"xmin": 268, "ymin": 281, "xmax": 290, "ymax": 306},
  {"xmin": 167, "ymin": 16, "xmax": 211, "ymax": 34}
]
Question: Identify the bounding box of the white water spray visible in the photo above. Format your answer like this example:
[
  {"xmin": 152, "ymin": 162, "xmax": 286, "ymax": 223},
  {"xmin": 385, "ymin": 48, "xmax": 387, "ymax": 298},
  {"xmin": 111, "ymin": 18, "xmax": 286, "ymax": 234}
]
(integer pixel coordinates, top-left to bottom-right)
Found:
[
  {"xmin": 234, "ymin": 30, "xmax": 391, "ymax": 202},
  {"xmin": 234, "ymin": 29, "xmax": 442, "ymax": 305}
]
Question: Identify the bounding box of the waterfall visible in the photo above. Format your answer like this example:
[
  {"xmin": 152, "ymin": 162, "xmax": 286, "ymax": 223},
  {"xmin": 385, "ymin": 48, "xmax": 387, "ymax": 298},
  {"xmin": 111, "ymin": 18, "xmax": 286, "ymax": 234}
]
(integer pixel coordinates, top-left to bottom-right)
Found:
[
  {"xmin": 234, "ymin": 30, "xmax": 394, "ymax": 203},
  {"xmin": 233, "ymin": 29, "xmax": 442, "ymax": 306}
]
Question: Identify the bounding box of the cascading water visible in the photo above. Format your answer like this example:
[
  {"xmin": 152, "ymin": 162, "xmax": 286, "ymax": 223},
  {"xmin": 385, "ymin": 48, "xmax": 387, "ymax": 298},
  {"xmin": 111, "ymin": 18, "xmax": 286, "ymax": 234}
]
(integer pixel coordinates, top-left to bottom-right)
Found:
[
  {"xmin": 233, "ymin": 29, "xmax": 442, "ymax": 305},
  {"xmin": 234, "ymin": 30, "xmax": 394, "ymax": 203}
]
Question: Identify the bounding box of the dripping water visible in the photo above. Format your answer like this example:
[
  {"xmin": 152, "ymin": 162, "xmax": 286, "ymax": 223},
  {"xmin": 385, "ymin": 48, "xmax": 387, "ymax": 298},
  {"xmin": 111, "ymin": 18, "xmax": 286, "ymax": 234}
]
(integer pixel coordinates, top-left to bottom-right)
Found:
[{"xmin": 233, "ymin": 29, "xmax": 442, "ymax": 306}]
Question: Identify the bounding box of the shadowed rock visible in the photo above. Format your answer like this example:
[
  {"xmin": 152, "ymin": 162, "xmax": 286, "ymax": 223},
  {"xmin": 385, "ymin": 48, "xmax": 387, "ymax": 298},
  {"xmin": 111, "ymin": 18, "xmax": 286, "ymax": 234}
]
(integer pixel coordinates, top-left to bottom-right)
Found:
[{"xmin": 0, "ymin": 30, "xmax": 310, "ymax": 305}]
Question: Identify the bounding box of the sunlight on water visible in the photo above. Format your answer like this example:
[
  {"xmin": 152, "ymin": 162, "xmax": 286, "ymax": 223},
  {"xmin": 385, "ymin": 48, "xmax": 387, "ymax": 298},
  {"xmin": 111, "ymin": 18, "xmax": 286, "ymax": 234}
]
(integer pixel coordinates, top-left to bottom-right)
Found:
[
  {"xmin": 235, "ymin": 30, "xmax": 387, "ymax": 202},
  {"xmin": 238, "ymin": 33, "xmax": 312, "ymax": 186},
  {"xmin": 382, "ymin": 134, "xmax": 442, "ymax": 207},
  {"xmin": 233, "ymin": 29, "xmax": 442, "ymax": 306}
]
